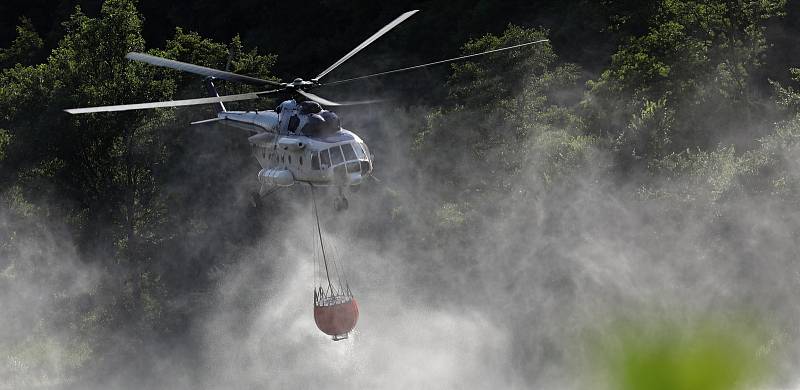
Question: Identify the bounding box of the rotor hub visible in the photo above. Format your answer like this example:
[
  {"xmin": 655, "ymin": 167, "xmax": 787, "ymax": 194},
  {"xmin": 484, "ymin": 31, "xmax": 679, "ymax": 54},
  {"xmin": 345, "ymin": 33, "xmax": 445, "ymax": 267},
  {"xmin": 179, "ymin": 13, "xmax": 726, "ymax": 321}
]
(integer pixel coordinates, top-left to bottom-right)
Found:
[{"xmin": 290, "ymin": 78, "xmax": 315, "ymax": 88}]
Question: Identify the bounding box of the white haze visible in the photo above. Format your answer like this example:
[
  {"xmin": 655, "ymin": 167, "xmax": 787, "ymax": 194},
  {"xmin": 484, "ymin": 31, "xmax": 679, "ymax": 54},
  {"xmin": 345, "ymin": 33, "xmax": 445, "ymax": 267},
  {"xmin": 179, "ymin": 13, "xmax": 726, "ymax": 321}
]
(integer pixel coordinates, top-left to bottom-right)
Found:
[
  {"xmin": 191, "ymin": 104, "xmax": 800, "ymax": 389},
  {"xmin": 2, "ymin": 104, "xmax": 800, "ymax": 389}
]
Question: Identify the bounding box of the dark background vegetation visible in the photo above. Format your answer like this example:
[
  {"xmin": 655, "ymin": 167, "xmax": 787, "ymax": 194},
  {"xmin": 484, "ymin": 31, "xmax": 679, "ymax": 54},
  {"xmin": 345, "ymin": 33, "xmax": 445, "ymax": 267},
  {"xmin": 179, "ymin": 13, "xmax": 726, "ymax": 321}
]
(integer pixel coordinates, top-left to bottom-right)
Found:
[{"xmin": 2, "ymin": 0, "xmax": 800, "ymax": 388}]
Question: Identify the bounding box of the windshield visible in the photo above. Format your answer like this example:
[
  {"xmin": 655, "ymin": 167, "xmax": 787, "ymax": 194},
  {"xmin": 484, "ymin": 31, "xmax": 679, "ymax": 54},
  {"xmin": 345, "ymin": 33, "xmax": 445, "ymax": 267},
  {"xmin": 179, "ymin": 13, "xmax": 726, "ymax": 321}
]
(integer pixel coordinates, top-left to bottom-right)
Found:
[
  {"xmin": 311, "ymin": 143, "xmax": 370, "ymax": 171},
  {"xmin": 342, "ymin": 143, "xmax": 357, "ymax": 160},
  {"xmin": 330, "ymin": 146, "xmax": 344, "ymax": 165}
]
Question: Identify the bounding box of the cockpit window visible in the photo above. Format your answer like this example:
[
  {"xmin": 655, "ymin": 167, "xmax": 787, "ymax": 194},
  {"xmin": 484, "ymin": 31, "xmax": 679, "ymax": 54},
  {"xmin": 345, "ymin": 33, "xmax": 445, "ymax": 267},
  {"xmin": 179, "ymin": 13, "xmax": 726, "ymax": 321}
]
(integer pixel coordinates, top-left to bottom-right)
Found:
[
  {"xmin": 346, "ymin": 161, "xmax": 360, "ymax": 174},
  {"xmin": 320, "ymin": 149, "xmax": 331, "ymax": 168},
  {"xmin": 330, "ymin": 146, "xmax": 344, "ymax": 165},
  {"xmin": 353, "ymin": 143, "xmax": 366, "ymax": 159},
  {"xmin": 362, "ymin": 143, "xmax": 371, "ymax": 159},
  {"xmin": 342, "ymin": 143, "xmax": 357, "ymax": 161}
]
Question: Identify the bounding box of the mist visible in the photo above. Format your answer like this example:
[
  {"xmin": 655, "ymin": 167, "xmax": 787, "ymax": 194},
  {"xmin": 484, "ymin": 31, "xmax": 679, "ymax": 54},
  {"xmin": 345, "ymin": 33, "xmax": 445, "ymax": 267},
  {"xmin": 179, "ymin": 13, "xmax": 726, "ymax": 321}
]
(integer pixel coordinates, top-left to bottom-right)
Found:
[
  {"xmin": 3, "ymin": 102, "xmax": 800, "ymax": 389},
  {"xmin": 3, "ymin": 1, "xmax": 800, "ymax": 389},
  {"xmin": 11, "ymin": 109, "xmax": 800, "ymax": 390}
]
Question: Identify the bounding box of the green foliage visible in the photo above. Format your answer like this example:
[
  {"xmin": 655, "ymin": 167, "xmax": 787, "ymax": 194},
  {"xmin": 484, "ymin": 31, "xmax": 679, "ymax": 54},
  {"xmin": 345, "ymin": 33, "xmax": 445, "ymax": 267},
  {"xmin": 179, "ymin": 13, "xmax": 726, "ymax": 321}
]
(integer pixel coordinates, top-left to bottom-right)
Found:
[
  {"xmin": 155, "ymin": 29, "xmax": 277, "ymax": 101},
  {"xmin": 754, "ymin": 101, "xmax": 800, "ymax": 201},
  {"xmin": 435, "ymin": 202, "xmax": 468, "ymax": 229},
  {"xmin": 640, "ymin": 67, "xmax": 800, "ymax": 208},
  {"xmin": 772, "ymin": 67, "xmax": 800, "ymax": 112},
  {"xmin": 448, "ymin": 24, "xmax": 556, "ymax": 108},
  {"xmin": 1, "ymin": 185, "xmax": 37, "ymax": 218},
  {"xmin": 587, "ymin": 317, "xmax": 770, "ymax": 390},
  {"xmin": 0, "ymin": 0, "xmax": 278, "ymax": 376},
  {"xmin": 0, "ymin": 0, "xmax": 275, "ymax": 256},
  {"xmin": 0, "ymin": 17, "xmax": 43, "ymax": 68},
  {"xmin": 0, "ymin": 128, "xmax": 10, "ymax": 161},
  {"xmin": 0, "ymin": 335, "xmax": 92, "ymax": 387},
  {"xmin": 585, "ymin": 0, "xmax": 786, "ymax": 164},
  {"xmin": 416, "ymin": 25, "xmax": 594, "ymax": 204},
  {"xmin": 641, "ymin": 146, "xmax": 753, "ymax": 205},
  {"xmin": 530, "ymin": 130, "xmax": 599, "ymax": 186}
]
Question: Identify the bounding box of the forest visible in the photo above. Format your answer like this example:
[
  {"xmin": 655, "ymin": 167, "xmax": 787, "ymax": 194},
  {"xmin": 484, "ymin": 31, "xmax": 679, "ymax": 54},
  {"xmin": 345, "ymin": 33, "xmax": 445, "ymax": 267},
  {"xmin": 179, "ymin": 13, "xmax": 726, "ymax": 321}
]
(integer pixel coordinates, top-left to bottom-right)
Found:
[{"xmin": 2, "ymin": 0, "xmax": 800, "ymax": 388}]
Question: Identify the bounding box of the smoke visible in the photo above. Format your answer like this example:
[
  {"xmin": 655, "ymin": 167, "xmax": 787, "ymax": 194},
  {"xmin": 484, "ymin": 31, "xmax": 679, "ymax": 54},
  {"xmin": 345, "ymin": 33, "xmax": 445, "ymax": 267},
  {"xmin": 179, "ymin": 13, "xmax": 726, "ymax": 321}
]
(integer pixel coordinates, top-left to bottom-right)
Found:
[
  {"xmin": 0, "ymin": 199, "xmax": 101, "ymax": 389},
  {"xmin": 3, "ymin": 81, "xmax": 800, "ymax": 390},
  {"xmin": 197, "ymin": 231, "xmax": 517, "ymax": 389},
  {"xmin": 174, "ymin": 100, "xmax": 800, "ymax": 389}
]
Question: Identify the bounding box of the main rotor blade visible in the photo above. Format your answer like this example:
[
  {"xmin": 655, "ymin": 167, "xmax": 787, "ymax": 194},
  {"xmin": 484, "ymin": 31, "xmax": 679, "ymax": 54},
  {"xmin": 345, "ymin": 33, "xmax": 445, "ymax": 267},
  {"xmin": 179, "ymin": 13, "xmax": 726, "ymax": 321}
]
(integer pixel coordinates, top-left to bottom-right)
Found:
[
  {"xmin": 295, "ymin": 90, "xmax": 383, "ymax": 107},
  {"xmin": 126, "ymin": 52, "xmax": 285, "ymax": 87},
  {"xmin": 314, "ymin": 10, "xmax": 419, "ymax": 81},
  {"xmin": 296, "ymin": 90, "xmax": 342, "ymax": 106},
  {"xmin": 321, "ymin": 39, "xmax": 550, "ymax": 87},
  {"xmin": 64, "ymin": 91, "xmax": 279, "ymax": 114}
]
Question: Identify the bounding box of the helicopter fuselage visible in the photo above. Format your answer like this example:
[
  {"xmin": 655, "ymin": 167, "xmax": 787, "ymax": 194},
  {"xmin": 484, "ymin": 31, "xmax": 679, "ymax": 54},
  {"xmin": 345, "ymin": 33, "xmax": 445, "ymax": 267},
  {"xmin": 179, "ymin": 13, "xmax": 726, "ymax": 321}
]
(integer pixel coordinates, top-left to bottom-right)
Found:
[{"xmin": 211, "ymin": 102, "xmax": 373, "ymax": 192}]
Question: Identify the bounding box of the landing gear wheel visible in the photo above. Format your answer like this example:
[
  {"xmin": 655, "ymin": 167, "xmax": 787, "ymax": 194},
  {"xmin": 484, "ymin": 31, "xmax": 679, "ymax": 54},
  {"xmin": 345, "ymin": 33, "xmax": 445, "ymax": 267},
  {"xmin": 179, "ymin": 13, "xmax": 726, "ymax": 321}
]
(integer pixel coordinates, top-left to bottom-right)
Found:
[
  {"xmin": 250, "ymin": 192, "xmax": 262, "ymax": 208},
  {"xmin": 333, "ymin": 186, "xmax": 349, "ymax": 212},
  {"xmin": 333, "ymin": 196, "xmax": 349, "ymax": 211}
]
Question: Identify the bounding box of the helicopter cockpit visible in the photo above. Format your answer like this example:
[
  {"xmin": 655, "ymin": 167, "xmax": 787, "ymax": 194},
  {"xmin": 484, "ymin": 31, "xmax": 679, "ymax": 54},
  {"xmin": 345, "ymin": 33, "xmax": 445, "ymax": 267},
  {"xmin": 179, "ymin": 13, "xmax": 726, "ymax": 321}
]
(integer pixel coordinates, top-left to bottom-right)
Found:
[{"xmin": 308, "ymin": 140, "xmax": 372, "ymax": 184}]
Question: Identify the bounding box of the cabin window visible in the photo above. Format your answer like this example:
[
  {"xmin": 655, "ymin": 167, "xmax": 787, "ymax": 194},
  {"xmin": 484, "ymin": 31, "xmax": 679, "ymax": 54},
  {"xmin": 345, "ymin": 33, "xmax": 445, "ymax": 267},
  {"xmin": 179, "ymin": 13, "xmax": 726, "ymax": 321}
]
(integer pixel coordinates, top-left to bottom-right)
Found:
[
  {"xmin": 299, "ymin": 156, "xmax": 303, "ymax": 166},
  {"xmin": 288, "ymin": 155, "xmax": 292, "ymax": 164},
  {"xmin": 330, "ymin": 146, "xmax": 345, "ymax": 165},
  {"xmin": 320, "ymin": 149, "xmax": 331, "ymax": 168},
  {"xmin": 343, "ymin": 143, "xmax": 357, "ymax": 161},
  {"xmin": 311, "ymin": 153, "xmax": 320, "ymax": 170}
]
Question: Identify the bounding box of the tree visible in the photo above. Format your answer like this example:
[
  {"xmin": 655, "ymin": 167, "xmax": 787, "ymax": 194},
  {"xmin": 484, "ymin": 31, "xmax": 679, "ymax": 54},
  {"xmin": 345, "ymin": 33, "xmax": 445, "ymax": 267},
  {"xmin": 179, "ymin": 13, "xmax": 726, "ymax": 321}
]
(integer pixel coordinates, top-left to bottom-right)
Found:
[
  {"xmin": 584, "ymin": 0, "xmax": 786, "ymax": 167},
  {"xmin": 415, "ymin": 25, "xmax": 592, "ymax": 201},
  {"xmin": 0, "ymin": 0, "xmax": 278, "ymax": 371},
  {"xmin": 0, "ymin": 17, "xmax": 43, "ymax": 68}
]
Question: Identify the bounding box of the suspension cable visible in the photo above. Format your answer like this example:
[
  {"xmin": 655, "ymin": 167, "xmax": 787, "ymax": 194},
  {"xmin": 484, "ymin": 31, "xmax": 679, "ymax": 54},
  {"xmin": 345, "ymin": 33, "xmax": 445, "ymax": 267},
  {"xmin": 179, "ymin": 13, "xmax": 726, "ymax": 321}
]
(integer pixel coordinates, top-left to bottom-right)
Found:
[
  {"xmin": 329, "ymin": 237, "xmax": 346, "ymax": 296},
  {"xmin": 310, "ymin": 187, "xmax": 319, "ymax": 295},
  {"xmin": 310, "ymin": 185, "xmax": 335, "ymax": 295}
]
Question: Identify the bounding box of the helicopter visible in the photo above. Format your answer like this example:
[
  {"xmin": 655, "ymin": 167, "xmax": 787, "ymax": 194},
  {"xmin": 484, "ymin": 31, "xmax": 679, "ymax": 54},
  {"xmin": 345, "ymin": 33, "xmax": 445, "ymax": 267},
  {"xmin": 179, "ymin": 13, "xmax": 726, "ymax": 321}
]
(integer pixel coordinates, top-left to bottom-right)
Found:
[{"xmin": 65, "ymin": 10, "xmax": 548, "ymax": 211}]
